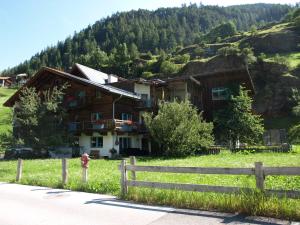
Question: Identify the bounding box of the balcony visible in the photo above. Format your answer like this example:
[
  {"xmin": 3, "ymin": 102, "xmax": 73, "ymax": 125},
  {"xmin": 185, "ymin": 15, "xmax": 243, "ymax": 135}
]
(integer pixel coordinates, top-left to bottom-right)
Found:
[{"xmin": 67, "ymin": 119, "xmax": 146, "ymax": 133}]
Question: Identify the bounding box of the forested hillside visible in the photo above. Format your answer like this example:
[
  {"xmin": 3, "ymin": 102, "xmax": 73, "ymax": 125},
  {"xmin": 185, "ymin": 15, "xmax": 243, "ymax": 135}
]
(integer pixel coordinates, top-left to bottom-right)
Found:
[{"xmin": 0, "ymin": 3, "xmax": 292, "ymax": 77}]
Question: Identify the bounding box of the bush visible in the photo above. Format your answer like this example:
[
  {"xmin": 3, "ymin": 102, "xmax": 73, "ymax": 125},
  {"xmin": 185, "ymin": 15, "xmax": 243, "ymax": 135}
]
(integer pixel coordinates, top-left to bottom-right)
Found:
[
  {"xmin": 140, "ymin": 53, "xmax": 152, "ymax": 60},
  {"xmin": 143, "ymin": 100, "xmax": 214, "ymax": 157},
  {"xmin": 141, "ymin": 71, "xmax": 154, "ymax": 78},
  {"xmin": 241, "ymin": 47, "xmax": 256, "ymax": 63},
  {"xmin": 273, "ymin": 54, "xmax": 290, "ymax": 68},
  {"xmin": 173, "ymin": 54, "xmax": 190, "ymax": 64},
  {"xmin": 160, "ymin": 61, "xmax": 180, "ymax": 74},
  {"xmin": 193, "ymin": 47, "xmax": 205, "ymax": 57},
  {"xmin": 257, "ymin": 53, "xmax": 267, "ymax": 62},
  {"xmin": 217, "ymin": 45, "xmax": 240, "ymax": 56},
  {"xmin": 289, "ymin": 124, "xmax": 300, "ymax": 144}
]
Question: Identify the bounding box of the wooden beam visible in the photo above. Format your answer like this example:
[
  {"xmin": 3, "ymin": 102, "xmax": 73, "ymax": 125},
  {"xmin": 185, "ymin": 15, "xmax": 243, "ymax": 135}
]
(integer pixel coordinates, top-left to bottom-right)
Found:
[
  {"xmin": 264, "ymin": 167, "xmax": 300, "ymax": 176},
  {"xmin": 125, "ymin": 165, "xmax": 254, "ymax": 175},
  {"xmin": 127, "ymin": 180, "xmax": 252, "ymax": 194},
  {"xmin": 189, "ymin": 76, "xmax": 201, "ymax": 86}
]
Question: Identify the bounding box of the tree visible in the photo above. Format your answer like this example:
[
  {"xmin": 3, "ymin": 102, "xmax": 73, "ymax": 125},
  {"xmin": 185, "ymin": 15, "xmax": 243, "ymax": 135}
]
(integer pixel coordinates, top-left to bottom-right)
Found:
[
  {"xmin": 160, "ymin": 60, "xmax": 179, "ymax": 74},
  {"xmin": 217, "ymin": 45, "xmax": 240, "ymax": 56},
  {"xmin": 128, "ymin": 43, "xmax": 139, "ymax": 60},
  {"xmin": 114, "ymin": 43, "xmax": 130, "ymax": 65},
  {"xmin": 205, "ymin": 21, "xmax": 237, "ymax": 42},
  {"xmin": 294, "ymin": 16, "xmax": 300, "ymax": 31},
  {"xmin": 250, "ymin": 25, "xmax": 258, "ymax": 35},
  {"xmin": 143, "ymin": 100, "xmax": 214, "ymax": 157},
  {"xmin": 2, "ymin": 4, "xmax": 290, "ymax": 77},
  {"xmin": 214, "ymin": 86, "xmax": 264, "ymax": 148},
  {"xmin": 14, "ymin": 84, "xmax": 72, "ymax": 151},
  {"xmin": 288, "ymin": 124, "xmax": 300, "ymax": 144}
]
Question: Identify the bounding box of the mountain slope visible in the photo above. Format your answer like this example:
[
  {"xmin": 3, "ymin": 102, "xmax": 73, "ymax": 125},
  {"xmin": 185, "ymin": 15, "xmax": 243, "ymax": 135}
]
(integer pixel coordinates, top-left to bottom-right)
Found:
[{"xmin": 0, "ymin": 3, "xmax": 292, "ymax": 77}]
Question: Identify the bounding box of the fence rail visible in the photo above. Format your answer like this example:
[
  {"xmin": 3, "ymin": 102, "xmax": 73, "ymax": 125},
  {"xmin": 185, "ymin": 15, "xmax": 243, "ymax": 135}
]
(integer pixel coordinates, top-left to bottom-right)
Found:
[{"xmin": 119, "ymin": 157, "xmax": 300, "ymax": 198}]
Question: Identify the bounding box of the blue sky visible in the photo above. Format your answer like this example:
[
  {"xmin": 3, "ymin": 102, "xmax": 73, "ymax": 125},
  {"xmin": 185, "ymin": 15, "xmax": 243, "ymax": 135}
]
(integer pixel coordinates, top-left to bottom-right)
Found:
[{"xmin": 0, "ymin": 0, "xmax": 298, "ymax": 71}]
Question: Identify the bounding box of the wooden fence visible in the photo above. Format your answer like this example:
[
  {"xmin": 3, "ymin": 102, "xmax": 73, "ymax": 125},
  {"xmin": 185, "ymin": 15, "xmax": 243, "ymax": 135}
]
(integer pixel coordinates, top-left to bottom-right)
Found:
[
  {"xmin": 119, "ymin": 156, "xmax": 300, "ymax": 198},
  {"xmin": 15, "ymin": 158, "xmax": 88, "ymax": 184}
]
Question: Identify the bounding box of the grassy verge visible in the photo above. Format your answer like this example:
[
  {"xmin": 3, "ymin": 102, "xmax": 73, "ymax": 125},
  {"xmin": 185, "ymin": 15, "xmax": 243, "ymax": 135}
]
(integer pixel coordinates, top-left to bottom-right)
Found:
[
  {"xmin": 0, "ymin": 88, "xmax": 16, "ymax": 153},
  {"xmin": 0, "ymin": 151, "xmax": 299, "ymax": 219}
]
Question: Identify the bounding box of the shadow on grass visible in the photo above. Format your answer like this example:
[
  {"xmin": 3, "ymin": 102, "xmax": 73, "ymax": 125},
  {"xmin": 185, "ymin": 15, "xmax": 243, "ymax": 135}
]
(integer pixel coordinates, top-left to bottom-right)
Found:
[{"xmin": 84, "ymin": 198, "xmax": 282, "ymax": 225}]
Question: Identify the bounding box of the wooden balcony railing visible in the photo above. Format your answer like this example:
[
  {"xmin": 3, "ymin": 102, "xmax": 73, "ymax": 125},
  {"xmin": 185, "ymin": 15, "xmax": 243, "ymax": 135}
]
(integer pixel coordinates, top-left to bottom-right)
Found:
[{"xmin": 68, "ymin": 120, "xmax": 147, "ymax": 133}]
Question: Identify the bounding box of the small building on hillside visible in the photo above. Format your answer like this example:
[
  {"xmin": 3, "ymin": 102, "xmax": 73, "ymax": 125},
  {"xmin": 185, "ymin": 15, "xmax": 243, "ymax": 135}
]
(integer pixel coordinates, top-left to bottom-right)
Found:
[
  {"xmin": 0, "ymin": 77, "xmax": 12, "ymax": 87},
  {"xmin": 16, "ymin": 73, "xmax": 28, "ymax": 86},
  {"xmin": 4, "ymin": 63, "xmax": 254, "ymax": 158}
]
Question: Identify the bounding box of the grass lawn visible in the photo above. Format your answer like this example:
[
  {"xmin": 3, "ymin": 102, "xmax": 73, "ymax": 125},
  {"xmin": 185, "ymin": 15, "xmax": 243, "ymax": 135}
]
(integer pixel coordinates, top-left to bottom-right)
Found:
[
  {"xmin": 0, "ymin": 151, "xmax": 299, "ymax": 220},
  {"xmin": 0, "ymin": 88, "xmax": 16, "ymax": 132}
]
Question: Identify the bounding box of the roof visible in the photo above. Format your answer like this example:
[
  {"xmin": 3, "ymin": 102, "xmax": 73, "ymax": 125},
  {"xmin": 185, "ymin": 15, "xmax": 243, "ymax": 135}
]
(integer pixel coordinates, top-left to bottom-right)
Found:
[
  {"xmin": 0, "ymin": 77, "xmax": 11, "ymax": 80},
  {"xmin": 154, "ymin": 68, "xmax": 255, "ymax": 92},
  {"xmin": 4, "ymin": 67, "xmax": 141, "ymax": 107},
  {"xmin": 72, "ymin": 63, "xmax": 119, "ymax": 84},
  {"xmin": 16, "ymin": 73, "xmax": 27, "ymax": 77},
  {"xmin": 106, "ymin": 77, "xmax": 152, "ymax": 86}
]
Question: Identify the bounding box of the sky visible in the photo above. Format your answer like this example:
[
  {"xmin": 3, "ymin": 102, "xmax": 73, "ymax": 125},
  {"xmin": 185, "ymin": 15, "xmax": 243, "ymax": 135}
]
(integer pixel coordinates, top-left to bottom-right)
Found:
[{"xmin": 0, "ymin": 0, "xmax": 298, "ymax": 71}]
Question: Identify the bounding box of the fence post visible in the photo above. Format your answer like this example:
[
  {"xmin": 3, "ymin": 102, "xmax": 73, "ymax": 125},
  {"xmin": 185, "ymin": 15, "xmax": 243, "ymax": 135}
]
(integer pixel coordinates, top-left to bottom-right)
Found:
[
  {"xmin": 130, "ymin": 156, "xmax": 136, "ymax": 181},
  {"xmin": 16, "ymin": 158, "xmax": 23, "ymax": 182},
  {"xmin": 82, "ymin": 167, "xmax": 88, "ymax": 183},
  {"xmin": 120, "ymin": 159, "xmax": 128, "ymax": 196},
  {"xmin": 255, "ymin": 162, "xmax": 264, "ymax": 191},
  {"xmin": 62, "ymin": 158, "xmax": 68, "ymax": 185}
]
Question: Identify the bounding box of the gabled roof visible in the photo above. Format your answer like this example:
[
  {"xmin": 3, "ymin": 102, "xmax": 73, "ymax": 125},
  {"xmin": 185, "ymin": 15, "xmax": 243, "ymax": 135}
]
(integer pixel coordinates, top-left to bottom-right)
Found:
[
  {"xmin": 4, "ymin": 67, "xmax": 141, "ymax": 107},
  {"xmin": 71, "ymin": 63, "xmax": 119, "ymax": 84}
]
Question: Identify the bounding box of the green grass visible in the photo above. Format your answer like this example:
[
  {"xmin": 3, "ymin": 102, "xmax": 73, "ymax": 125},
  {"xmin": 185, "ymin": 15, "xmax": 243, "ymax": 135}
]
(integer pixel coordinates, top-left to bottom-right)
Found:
[
  {"xmin": 0, "ymin": 88, "xmax": 16, "ymax": 133},
  {"xmin": 241, "ymin": 23, "xmax": 291, "ymax": 37},
  {"xmin": 265, "ymin": 52, "xmax": 300, "ymax": 69},
  {"xmin": 0, "ymin": 88, "xmax": 16, "ymax": 153},
  {"xmin": 0, "ymin": 151, "xmax": 299, "ymax": 220}
]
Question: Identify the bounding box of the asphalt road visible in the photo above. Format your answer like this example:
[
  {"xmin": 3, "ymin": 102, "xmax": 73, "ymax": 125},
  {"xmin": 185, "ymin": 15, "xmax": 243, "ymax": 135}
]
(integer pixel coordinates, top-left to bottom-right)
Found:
[{"xmin": 0, "ymin": 182, "xmax": 298, "ymax": 225}]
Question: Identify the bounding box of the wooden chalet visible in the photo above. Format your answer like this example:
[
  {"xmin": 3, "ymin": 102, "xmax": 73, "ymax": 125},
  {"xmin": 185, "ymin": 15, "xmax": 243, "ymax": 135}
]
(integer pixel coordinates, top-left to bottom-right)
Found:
[
  {"xmin": 4, "ymin": 63, "xmax": 254, "ymax": 158},
  {"xmin": 0, "ymin": 77, "xmax": 12, "ymax": 87},
  {"xmin": 154, "ymin": 68, "xmax": 254, "ymax": 120}
]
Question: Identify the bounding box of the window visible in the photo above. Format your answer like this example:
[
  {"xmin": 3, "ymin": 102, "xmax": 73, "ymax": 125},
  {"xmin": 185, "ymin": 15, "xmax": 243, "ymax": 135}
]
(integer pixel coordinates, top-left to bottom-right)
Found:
[
  {"xmin": 141, "ymin": 94, "xmax": 148, "ymax": 101},
  {"xmin": 121, "ymin": 113, "xmax": 132, "ymax": 121},
  {"xmin": 119, "ymin": 137, "xmax": 131, "ymax": 150},
  {"xmin": 95, "ymin": 90, "xmax": 102, "ymax": 99},
  {"xmin": 91, "ymin": 112, "xmax": 103, "ymax": 122},
  {"xmin": 212, "ymin": 87, "xmax": 229, "ymax": 101},
  {"xmin": 91, "ymin": 137, "xmax": 103, "ymax": 148}
]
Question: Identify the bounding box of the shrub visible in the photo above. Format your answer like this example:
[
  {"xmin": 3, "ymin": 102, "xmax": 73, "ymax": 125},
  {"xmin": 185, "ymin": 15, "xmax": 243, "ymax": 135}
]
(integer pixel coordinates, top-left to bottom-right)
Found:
[
  {"xmin": 193, "ymin": 47, "xmax": 205, "ymax": 57},
  {"xmin": 160, "ymin": 60, "xmax": 179, "ymax": 74},
  {"xmin": 173, "ymin": 54, "xmax": 190, "ymax": 64},
  {"xmin": 257, "ymin": 53, "xmax": 267, "ymax": 62},
  {"xmin": 143, "ymin": 100, "xmax": 214, "ymax": 157},
  {"xmin": 273, "ymin": 54, "xmax": 290, "ymax": 68},
  {"xmin": 241, "ymin": 47, "xmax": 256, "ymax": 63},
  {"xmin": 141, "ymin": 71, "xmax": 154, "ymax": 78},
  {"xmin": 217, "ymin": 45, "xmax": 240, "ymax": 56}
]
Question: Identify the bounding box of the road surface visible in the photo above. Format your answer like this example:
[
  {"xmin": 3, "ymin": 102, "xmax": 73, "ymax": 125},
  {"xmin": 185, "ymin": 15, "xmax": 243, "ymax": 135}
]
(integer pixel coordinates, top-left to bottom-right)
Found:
[{"xmin": 0, "ymin": 182, "xmax": 298, "ymax": 225}]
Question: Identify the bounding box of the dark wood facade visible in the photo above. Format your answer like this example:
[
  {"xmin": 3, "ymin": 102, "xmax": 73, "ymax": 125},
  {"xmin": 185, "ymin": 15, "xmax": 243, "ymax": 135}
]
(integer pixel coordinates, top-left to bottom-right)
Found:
[
  {"xmin": 5, "ymin": 66, "xmax": 254, "ymax": 133},
  {"xmin": 4, "ymin": 68, "xmax": 144, "ymax": 137}
]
